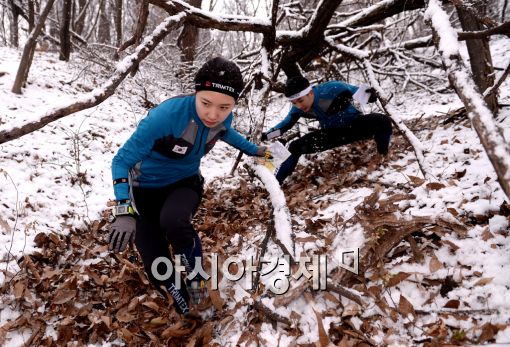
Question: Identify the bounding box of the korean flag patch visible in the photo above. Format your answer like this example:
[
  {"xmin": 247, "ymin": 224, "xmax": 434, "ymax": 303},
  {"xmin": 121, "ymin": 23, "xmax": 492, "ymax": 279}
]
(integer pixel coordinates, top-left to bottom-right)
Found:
[{"xmin": 172, "ymin": 144, "xmax": 188, "ymax": 154}]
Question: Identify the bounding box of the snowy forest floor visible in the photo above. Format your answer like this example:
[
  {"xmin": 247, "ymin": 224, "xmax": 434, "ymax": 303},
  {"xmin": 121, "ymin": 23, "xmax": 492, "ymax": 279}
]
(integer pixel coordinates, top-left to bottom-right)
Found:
[{"xmin": 0, "ymin": 37, "xmax": 510, "ymax": 346}]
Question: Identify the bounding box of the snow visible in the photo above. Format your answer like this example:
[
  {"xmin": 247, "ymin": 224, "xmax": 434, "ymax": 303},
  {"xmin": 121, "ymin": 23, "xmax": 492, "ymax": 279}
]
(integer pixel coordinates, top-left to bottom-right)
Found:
[
  {"xmin": 1, "ymin": 30, "xmax": 510, "ymax": 347},
  {"xmin": 424, "ymin": 0, "xmax": 459, "ymax": 59},
  {"xmin": 252, "ymin": 163, "xmax": 296, "ymax": 258},
  {"xmin": 325, "ymin": 37, "xmax": 369, "ymax": 59},
  {"xmin": 339, "ymin": 0, "xmax": 402, "ymax": 27},
  {"xmin": 425, "ymin": 0, "xmax": 510, "ymax": 186},
  {"xmin": 489, "ymin": 215, "xmax": 509, "ymax": 233},
  {"xmin": 172, "ymin": 0, "xmax": 271, "ymax": 26}
]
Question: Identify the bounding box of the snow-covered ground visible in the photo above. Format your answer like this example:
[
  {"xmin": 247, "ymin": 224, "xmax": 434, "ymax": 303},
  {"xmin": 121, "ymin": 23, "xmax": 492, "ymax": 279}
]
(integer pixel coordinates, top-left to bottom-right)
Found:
[{"xmin": 0, "ymin": 34, "xmax": 509, "ymax": 345}]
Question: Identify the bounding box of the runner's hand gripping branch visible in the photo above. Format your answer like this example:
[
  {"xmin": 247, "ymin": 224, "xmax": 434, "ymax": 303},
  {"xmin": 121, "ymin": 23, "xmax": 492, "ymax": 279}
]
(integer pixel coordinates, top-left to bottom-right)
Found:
[{"xmin": 255, "ymin": 146, "xmax": 273, "ymax": 165}]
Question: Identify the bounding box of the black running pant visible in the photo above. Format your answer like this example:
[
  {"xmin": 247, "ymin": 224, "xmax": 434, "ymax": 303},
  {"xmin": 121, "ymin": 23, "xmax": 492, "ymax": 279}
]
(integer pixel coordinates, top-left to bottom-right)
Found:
[
  {"xmin": 132, "ymin": 174, "xmax": 204, "ymax": 314},
  {"xmin": 276, "ymin": 113, "xmax": 392, "ymax": 183}
]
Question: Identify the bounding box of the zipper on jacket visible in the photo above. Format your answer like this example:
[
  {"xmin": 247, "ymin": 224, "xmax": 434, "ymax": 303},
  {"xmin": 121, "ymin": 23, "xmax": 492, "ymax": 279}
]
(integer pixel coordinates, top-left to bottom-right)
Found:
[{"xmin": 195, "ymin": 127, "xmax": 205, "ymax": 154}]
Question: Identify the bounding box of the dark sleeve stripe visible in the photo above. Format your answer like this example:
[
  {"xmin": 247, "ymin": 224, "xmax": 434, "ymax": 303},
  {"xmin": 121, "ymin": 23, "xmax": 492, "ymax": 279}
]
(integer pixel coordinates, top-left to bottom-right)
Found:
[{"xmin": 113, "ymin": 178, "xmax": 129, "ymax": 185}]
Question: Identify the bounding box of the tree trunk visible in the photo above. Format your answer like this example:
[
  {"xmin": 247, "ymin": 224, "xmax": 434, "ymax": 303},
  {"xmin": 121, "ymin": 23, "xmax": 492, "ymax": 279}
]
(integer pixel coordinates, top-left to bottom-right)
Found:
[
  {"xmin": 28, "ymin": 0, "xmax": 35, "ymax": 32},
  {"xmin": 73, "ymin": 0, "xmax": 88, "ymax": 35},
  {"xmin": 456, "ymin": 4, "xmax": 498, "ymax": 114},
  {"xmin": 113, "ymin": 0, "xmax": 123, "ymax": 47},
  {"xmin": 177, "ymin": 0, "xmax": 202, "ymax": 70},
  {"xmin": 8, "ymin": 0, "xmax": 19, "ymax": 47},
  {"xmin": 427, "ymin": 0, "xmax": 510, "ymax": 200},
  {"xmin": 501, "ymin": 0, "xmax": 508, "ymax": 22},
  {"xmin": 12, "ymin": 0, "xmax": 57, "ymax": 94},
  {"xmin": 60, "ymin": 0, "xmax": 72, "ymax": 61},
  {"xmin": 98, "ymin": 0, "xmax": 111, "ymax": 43}
]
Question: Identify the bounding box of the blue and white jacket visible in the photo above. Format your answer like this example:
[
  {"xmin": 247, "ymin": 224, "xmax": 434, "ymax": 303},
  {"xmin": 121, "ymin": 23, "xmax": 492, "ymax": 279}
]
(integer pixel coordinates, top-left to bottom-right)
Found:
[
  {"xmin": 268, "ymin": 81, "xmax": 360, "ymax": 134},
  {"xmin": 112, "ymin": 94, "xmax": 259, "ymax": 201}
]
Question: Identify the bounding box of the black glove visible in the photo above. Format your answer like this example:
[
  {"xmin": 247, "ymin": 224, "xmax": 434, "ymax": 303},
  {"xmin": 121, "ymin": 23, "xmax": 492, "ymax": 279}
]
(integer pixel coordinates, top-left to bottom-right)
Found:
[
  {"xmin": 261, "ymin": 132, "xmax": 268, "ymax": 142},
  {"xmin": 108, "ymin": 216, "xmax": 136, "ymax": 252},
  {"xmin": 367, "ymin": 88, "xmax": 377, "ymax": 103},
  {"xmin": 256, "ymin": 146, "xmax": 273, "ymax": 159}
]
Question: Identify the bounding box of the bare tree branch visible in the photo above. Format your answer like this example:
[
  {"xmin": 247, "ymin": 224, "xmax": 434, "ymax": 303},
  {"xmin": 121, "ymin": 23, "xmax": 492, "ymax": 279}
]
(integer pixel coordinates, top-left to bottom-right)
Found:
[
  {"xmin": 149, "ymin": 0, "xmax": 272, "ymax": 33},
  {"xmin": 425, "ymin": 0, "xmax": 510, "ymax": 199},
  {"xmin": 484, "ymin": 61, "xmax": 510, "ymax": 99},
  {"xmin": 0, "ymin": 13, "xmax": 187, "ymax": 145},
  {"xmin": 458, "ymin": 21, "xmax": 510, "ymax": 40},
  {"xmin": 117, "ymin": 0, "xmax": 149, "ymax": 53}
]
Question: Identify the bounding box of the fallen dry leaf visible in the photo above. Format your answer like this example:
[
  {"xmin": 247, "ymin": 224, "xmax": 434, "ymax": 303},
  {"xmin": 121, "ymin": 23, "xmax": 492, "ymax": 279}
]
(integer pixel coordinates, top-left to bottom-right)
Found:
[
  {"xmin": 474, "ymin": 277, "xmax": 494, "ymax": 286},
  {"xmin": 429, "ymin": 254, "xmax": 444, "ymax": 273},
  {"xmin": 386, "ymin": 272, "xmax": 411, "ymax": 287},
  {"xmin": 149, "ymin": 316, "xmax": 167, "ymax": 326},
  {"xmin": 426, "ymin": 182, "xmax": 446, "ymax": 190},
  {"xmin": 443, "ymin": 299, "xmax": 460, "ymax": 309},
  {"xmin": 398, "ymin": 294, "xmax": 416, "ymax": 318},
  {"xmin": 53, "ymin": 289, "xmax": 77, "ymax": 305},
  {"xmin": 116, "ymin": 307, "xmax": 136, "ymax": 323}
]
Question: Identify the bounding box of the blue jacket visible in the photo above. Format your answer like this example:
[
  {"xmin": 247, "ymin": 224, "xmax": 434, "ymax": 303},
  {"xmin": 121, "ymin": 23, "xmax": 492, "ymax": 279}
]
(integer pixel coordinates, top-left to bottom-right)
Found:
[
  {"xmin": 112, "ymin": 94, "xmax": 259, "ymax": 201},
  {"xmin": 269, "ymin": 81, "xmax": 360, "ymax": 134}
]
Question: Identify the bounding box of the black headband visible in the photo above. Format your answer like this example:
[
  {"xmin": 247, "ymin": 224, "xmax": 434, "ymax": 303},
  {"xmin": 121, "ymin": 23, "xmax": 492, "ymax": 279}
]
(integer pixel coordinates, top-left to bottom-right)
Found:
[{"xmin": 195, "ymin": 80, "xmax": 240, "ymax": 100}]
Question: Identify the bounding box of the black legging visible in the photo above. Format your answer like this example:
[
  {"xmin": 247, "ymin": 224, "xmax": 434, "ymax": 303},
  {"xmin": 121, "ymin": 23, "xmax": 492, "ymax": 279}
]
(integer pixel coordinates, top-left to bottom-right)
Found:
[
  {"xmin": 276, "ymin": 113, "xmax": 392, "ymax": 183},
  {"xmin": 132, "ymin": 174, "xmax": 204, "ymax": 314}
]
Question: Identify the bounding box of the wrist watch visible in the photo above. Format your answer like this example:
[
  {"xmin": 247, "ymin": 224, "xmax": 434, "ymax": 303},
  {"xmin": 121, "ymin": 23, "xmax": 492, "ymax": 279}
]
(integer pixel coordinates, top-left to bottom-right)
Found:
[{"xmin": 114, "ymin": 204, "xmax": 135, "ymax": 217}]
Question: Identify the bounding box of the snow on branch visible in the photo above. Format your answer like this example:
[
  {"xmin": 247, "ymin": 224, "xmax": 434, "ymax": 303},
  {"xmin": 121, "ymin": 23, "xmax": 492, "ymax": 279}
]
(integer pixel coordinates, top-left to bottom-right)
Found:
[
  {"xmin": 325, "ymin": 37, "xmax": 435, "ymax": 181},
  {"xmin": 370, "ymin": 35, "xmax": 433, "ymax": 56},
  {"xmin": 338, "ymin": 0, "xmax": 425, "ymax": 28},
  {"xmin": 150, "ymin": 0, "xmax": 271, "ymax": 32},
  {"xmin": 0, "ymin": 13, "xmax": 187, "ymax": 145},
  {"xmin": 425, "ymin": 0, "xmax": 510, "ymax": 199},
  {"xmin": 250, "ymin": 163, "xmax": 297, "ymax": 260}
]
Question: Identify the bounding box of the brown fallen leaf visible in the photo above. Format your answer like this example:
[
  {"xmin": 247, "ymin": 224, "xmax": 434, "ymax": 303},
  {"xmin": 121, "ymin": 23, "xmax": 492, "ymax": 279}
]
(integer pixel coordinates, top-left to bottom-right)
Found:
[
  {"xmin": 53, "ymin": 289, "xmax": 77, "ymax": 305},
  {"xmin": 408, "ymin": 175, "xmax": 425, "ymax": 186},
  {"xmin": 474, "ymin": 277, "xmax": 494, "ymax": 286},
  {"xmin": 142, "ymin": 301, "xmax": 160, "ymax": 312},
  {"xmin": 447, "ymin": 207, "xmax": 459, "ymax": 216},
  {"xmin": 101, "ymin": 316, "xmax": 111, "ymax": 329},
  {"xmin": 443, "ymin": 240, "xmax": 460, "ymax": 252},
  {"xmin": 443, "ymin": 299, "xmax": 460, "ymax": 309},
  {"xmin": 161, "ymin": 320, "xmax": 197, "ymax": 338},
  {"xmin": 429, "ymin": 254, "xmax": 444, "ymax": 273},
  {"xmin": 386, "ymin": 272, "xmax": 411, "ymax": 287},
  {"xmin": 482, "ymin": 229, "xmax": 495, "ymax": 241},
  {"xmin": 426, "ymin": 182, "xmax": 446, "ymax": 190},
  {"xmin": 119, "ymin": 328, "xmax": 134, "ymax": 342},
  {"xmin": 314, "ymin": 308, "xmax": 330, "ymax": 347},
  {"xmin": 479, "ymin": 322, "xmax": 499, "ymax": 343},
  {"xmin": 149, "ymin": 316, "xmax": 167, "ymax": 326},
  {"xmin": 116, "ymin": 307, "xmax": 136, "ymax": 323},
  {"xmin": 127, "ymin": 296, "xmax": 140, "ymax": 311},
  {"xmin": 41, "ymin": 268, "xmax": 60, "ymax": 281},
  {"xmin": 208, "ymin": 285, "xmax": 224, "ymax": 311},
  {"xmin": 398, "ymin": 294, "xmax": 416, "ymax": 318},
  {"xmin": 13, "ymin": 281, "xmax": 25, "ymax": 299}
]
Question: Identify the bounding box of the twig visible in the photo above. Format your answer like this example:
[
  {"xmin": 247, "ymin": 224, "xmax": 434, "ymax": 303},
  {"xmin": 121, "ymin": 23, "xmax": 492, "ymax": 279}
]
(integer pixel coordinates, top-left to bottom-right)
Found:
[
  {"xmin": 252, "ymin": 300, "xmax": 292, "ymax": 326},
  {"xmin": 327, "ymin": 280, "xmax": 366, "ymax": 306},
  {"xmin": 484, "ymin": 61, "xmax": 510, "ymax": 99},
  {"xmin": 1, "ymin": 169, "xmax": 20, "ymax": 275},
  {"xmin": 23, "ymin": 255, "xmax": 41, "ymax": 282},
  {"xmin": 252, "ymin": 220, "xmax": 275, "ymax": 292},
  {"xmin": 406, "ymin": 235, "xmax": 424, "ymax": 263},
  {"xmin": 415, "ymin": 308, "xmax": 499, "ymax": 315}
]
